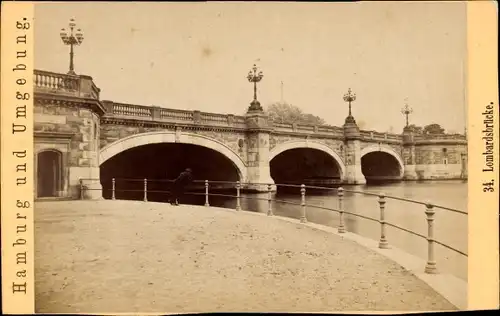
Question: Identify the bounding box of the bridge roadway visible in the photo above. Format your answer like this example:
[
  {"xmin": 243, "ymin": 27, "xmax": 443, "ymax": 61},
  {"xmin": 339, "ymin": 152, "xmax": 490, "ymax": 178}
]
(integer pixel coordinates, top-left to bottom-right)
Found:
[{"xmin": 35, "ymin": 200, "xmax": 463, "ymax": 313}]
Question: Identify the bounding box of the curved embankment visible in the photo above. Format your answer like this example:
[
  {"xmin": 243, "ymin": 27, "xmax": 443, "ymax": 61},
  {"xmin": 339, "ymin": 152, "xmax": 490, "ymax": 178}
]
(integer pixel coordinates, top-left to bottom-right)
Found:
[{"xmin": 35, "ymin": 200, "xmax": 459, "ymax": 313}]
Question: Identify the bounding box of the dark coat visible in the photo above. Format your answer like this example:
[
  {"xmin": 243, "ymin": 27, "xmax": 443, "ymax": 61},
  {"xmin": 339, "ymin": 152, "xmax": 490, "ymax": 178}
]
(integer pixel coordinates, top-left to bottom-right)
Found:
[{"xmin": 173, "ymin": 171, "xmax": 193, "ymax": 188}]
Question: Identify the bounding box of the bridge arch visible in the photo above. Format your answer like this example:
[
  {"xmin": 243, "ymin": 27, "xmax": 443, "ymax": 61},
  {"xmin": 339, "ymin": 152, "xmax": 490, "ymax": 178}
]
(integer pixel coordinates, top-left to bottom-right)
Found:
[
  {"xmin": 269, "ymin": 141, "xmax": 346, "ymax": 180},
  {"xmin": 360, "ymin": 145, "xmax": 404, "ymax": 179},
  {"xmin": 99, "ymin": 131, "xmax": 247, "ymax": 181}
]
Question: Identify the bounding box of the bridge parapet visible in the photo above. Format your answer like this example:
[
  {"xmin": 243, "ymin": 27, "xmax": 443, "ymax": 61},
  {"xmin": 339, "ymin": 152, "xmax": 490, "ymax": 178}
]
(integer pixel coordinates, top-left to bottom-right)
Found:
[
  {"xmin": 414, "ymin": 134, "xmax": 467, "ymax": 141},
  {"xmin": 405, "ymin": 133, "xmax": 467, "ymax": 145},
  {"xmin": 359, "ymin": 130, "xmax": 402, "ymax": 143},
  {"xmin": 272, "ymin": 122, "xmax": 345, "ymax": 137},
  {"xmin": 102, "ymin": 101, "xmax": 248, "ymax": 128},
  {"xmin": 33, "ymin": 68, "xmax": 468, "ymax": 147},
  {"xmin": 34, "ymin": 69, "xmax": 100, "ymax": 100}
]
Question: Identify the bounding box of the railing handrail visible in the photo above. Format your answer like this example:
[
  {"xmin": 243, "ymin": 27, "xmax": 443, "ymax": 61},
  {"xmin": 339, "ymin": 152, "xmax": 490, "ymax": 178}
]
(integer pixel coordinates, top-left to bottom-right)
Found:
[
  {"xmin": 98, "ymin": 178, "xmax": 465, "ymax": 214},
  {"xmin": 34, "ymin": 69, "xmax": 80, "ymax": 78},
  {"xmin": 78, "ymin": 177, "xmax": 468, "ymax": 268}
]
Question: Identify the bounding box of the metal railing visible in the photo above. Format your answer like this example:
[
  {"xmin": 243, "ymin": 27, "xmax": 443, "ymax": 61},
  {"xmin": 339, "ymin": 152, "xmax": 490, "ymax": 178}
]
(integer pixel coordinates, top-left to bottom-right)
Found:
[{"xmin": 79, "ymin": 178, "xmax": 468, "ymax": 274}]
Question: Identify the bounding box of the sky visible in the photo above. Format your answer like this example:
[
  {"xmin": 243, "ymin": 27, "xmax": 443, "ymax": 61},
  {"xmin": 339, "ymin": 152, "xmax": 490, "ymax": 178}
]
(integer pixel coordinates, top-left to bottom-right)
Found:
[{"xmin": 34, "ymin": 1, "xmax": 467, "ymax": 133}]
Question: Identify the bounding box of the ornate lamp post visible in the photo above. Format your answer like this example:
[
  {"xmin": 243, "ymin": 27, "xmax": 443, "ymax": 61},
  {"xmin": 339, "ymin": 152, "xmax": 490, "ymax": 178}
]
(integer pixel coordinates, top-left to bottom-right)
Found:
[
  {"xmin": 247, "ymin": 64, "xmax": 264, "ymax": 111},
  {"xmin": 60, "ymin": 18, "xmax": 84, "ymax": 75},
  {"xmin": 343, "ymin": 88, "xmax": 357, "ymax": 124},
  {"xmin": 401, "ymin": 101, "xmax": 413, "ymax": 128},
  {"xmin": 343, "ymin": 88, "xmax": 356, "ymax": 117}
]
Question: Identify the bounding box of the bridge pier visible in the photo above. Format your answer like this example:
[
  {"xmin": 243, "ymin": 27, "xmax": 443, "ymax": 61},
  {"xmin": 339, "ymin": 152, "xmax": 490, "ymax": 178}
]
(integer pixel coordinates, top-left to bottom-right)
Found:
[
  {"xmin": 244, "ymin": 110, "xmax": 276, "ymax": 192},
  {"xmin": 343, "ymin": 117, "xmax": 367, "ymax": 185},
  {"xmin": 403, "ymin": 165, "xmax": 419, "ymax": 180},
  {"xmin": 345, "ymin": 164, "xmax": 366, "ymax": 184},
  {"xmin": 74, "ymin": 167, "xmax": 103, "ymax": 200},
  {"xmin": 402, "ymin": 132, "xmax": 419, "ymax": 180}
]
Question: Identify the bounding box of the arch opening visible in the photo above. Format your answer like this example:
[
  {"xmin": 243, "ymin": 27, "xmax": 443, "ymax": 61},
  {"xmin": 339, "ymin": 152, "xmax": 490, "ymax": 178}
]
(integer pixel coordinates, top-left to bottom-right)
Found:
[
  {"xmin": 270, "ymin": 148, "xmax": 342, "ymax": 189},
  {"xmin": 361, "ymin": 151, "xmax": 403, "ymax": 183},
  {"xmin": 37, "ymin": 150, "xmax": 63, "ymax": 198},
  {"xmin": 100, "ymin": 143, "xmax": 240, "ymax": 203}
]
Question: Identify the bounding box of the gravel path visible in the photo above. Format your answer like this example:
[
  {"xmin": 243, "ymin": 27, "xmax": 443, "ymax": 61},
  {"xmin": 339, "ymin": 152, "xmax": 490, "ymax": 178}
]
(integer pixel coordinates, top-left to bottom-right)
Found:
[{"xmin": 35, "ymin": 200, "xmax": 456, "ymax": 313}]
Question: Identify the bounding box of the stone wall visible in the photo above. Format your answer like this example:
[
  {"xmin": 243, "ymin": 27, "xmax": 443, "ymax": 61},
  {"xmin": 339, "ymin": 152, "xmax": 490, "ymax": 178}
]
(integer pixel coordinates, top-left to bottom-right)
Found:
[
  {"xmin": 414, "ymin": 164, "xmax": 465, "ymax": 180},
  {"xmin": 401, "ymin": 145, "xmax": 414, "ymax": 165},
  {"xmin": 34, "ymin": 99, "xmax": 101, "ymax": 198},
  {"xmin": 413, "ymin": 143, "xmax": 467, "ymax": 180},
  {"xmin": 360, "ymin": 140, "xmax": 403, "ymax": 157},
  {"xmin": 100, "ymin": 122, "xmax": 247, "ymax": 164},
  {"xmin": 415, "ymin": 144, "xmax": 466, "ymax": 165},
  {"xmin": 33, "ymin": 68, "xmax": 469, "ymax": 199},
  {"xmin": 401, "ymin": 141, "xmax": 467, "ymax": 180},
  {"xmin": 270, "ymin": 134, "xmax": 345, "ymax": 160}
]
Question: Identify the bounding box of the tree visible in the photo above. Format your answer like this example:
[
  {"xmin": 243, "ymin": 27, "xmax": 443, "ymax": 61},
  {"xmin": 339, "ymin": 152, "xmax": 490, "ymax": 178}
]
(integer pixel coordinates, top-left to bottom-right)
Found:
[
  {"xmin": 406, "ymin": 124, "xmax": 423, "ymax": 134},
  {"xmin": 266, "ymin": 102, "xmax": 326, "ymax": 125},
  {"xmin": 423, "ymin": 123, "xmax": 445, "ymax": 135}
]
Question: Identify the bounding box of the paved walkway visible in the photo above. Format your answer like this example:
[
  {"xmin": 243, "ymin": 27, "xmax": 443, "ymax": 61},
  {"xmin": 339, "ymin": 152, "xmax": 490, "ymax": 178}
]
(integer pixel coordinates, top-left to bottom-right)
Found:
[{"xmin": 35, "ymin": 200, "xmax": 457, "ymax": 313}]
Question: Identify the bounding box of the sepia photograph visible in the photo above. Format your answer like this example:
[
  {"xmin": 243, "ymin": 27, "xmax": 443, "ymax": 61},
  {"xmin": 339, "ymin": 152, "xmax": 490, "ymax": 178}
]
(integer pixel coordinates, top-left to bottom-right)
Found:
[{"xmin": 2, "ymin": 0, "xmax": 496, "ymax": 313}]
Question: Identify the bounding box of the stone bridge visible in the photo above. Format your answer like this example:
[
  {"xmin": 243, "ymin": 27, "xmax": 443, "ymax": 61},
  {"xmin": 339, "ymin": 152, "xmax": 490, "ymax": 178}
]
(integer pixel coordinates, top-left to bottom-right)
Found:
[{"xmin": 33, "ymin": 70, "xmax": 468, "ymax": 199}]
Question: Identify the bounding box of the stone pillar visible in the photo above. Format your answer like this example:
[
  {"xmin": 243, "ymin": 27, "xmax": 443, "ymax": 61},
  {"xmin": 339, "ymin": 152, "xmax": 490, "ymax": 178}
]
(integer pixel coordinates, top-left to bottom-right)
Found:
[
  {"xmin": 402, "ymin": 128, "xmax": 418, "ymax": 180},
  {"xmin": 345, "ymin": 140, "xmax": 365, "ymax": 184},
  {"xmin": 68, "ymin": 108, "xmax": 103, "ymax": 200},
  {"xmin": 343, "ymin": 116, "xmax": 366, "ymax": 184},
  {"xmin": 460, "ymin": 152, "xmax": 468, "ymax": 179},
  {"xmin": 34, "ymin": 73, "xmax": 106, "ymax": 200},
  {"xmin": 244, "ymin": 109, "xmax": 275, "ymax": 192}
]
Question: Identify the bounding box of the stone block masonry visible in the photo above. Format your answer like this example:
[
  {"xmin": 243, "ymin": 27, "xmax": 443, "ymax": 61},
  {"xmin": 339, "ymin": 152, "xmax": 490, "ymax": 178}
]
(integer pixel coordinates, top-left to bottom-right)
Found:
[
  {"xmin": 34, "ymin": 93, "xmax": 103, "ymax": 199},
  {"xmin": 33, "ymin": 69, "xmax": 468, "ymax": 199}
]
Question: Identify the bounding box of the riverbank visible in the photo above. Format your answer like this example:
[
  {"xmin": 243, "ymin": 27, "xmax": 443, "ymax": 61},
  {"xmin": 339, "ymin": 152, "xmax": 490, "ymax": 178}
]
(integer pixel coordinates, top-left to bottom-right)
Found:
[{"xmin": 35, "ymin": 200, "xmax": 457, "ymax": 313}]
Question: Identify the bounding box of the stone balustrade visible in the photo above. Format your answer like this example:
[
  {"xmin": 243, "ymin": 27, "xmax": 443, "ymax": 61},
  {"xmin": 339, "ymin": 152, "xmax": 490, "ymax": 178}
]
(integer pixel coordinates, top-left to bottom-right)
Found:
[
  {"xmin": 404, "ymin": 133, "xmax": 467, "ymax": 145},
  {"xmin": 359, "ymin": 129, "xmax": 467, "ymax": 143},
  {"xmin": 34, "ymin": 69, "xmax": 100, "ymax": 100},
  {"xmin": 160, "ymin": 107, "xmax": 194, "ymax": 121},
  {"xmin": 359, "ymin": 130, "xmax": 402, "ymax": 142},
  {"xmin": 112, "ymin": 102, "xmax": 152, "ymax": 117},
  {"xmin": 272, "ymin": 122, "xmax": 345, "ymax": 137},
  {"xmin": 34, "ymin": 69, "xmax": 467, "ymax": 142},
  {"xmin": 102, "ymin": 101, "xmax": 248, "ymax": 128},
  {"xmin": 414, "ymin": 133, "xmax": 467, "ymax": 141}
]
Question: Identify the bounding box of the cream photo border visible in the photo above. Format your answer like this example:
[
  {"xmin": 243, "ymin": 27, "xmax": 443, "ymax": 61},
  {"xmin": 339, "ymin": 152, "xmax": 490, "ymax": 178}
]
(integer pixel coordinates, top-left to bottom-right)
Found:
[{"xmin": 1, "ymin": 1, "xmax": 498, "ymax": 313}]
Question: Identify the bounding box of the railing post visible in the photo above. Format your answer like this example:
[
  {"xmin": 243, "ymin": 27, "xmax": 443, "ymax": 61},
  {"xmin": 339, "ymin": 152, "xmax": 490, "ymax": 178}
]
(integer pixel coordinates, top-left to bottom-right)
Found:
[
  {"xmin": 204, "ymin": 180, "xmax": 209, "ymax": 207},
  {"xmin": 338, "ymin": 187, "xmax": 345, "ymax": 233},
  {"xmin": 300, "ymin": 184, "xmax": 307, "ymax": 223},
  {"xmin": 79, "ymin": 179, "xmax": 84, "ymax": 200},
  {"xmin": 112, "ymin": 178, "xmax": 116, "ymax": 200},
  {"xmin": 267, "ymin": 184, "xmax": 273, "ymax": 216},
  {"xmin": 378, "ymin": 193, "xmax": 389, "ymax": 248},
  {"xmin": 143, "ymin": 178, "xmax": 148, "ymax": 202},
  {"xmin": 236, "ymin": 181, "xmax": 241, "ymax": 211},
  {"xmin": 424, "ymin": 203, "xmax": 438, "ymax": 274}
]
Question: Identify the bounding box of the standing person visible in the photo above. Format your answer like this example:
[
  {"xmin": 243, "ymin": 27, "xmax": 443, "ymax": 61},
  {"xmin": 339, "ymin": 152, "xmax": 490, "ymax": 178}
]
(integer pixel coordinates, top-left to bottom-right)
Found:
[{"xmin": 169, "ymin": 168, "xmax": 193, "ymax": 206}]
